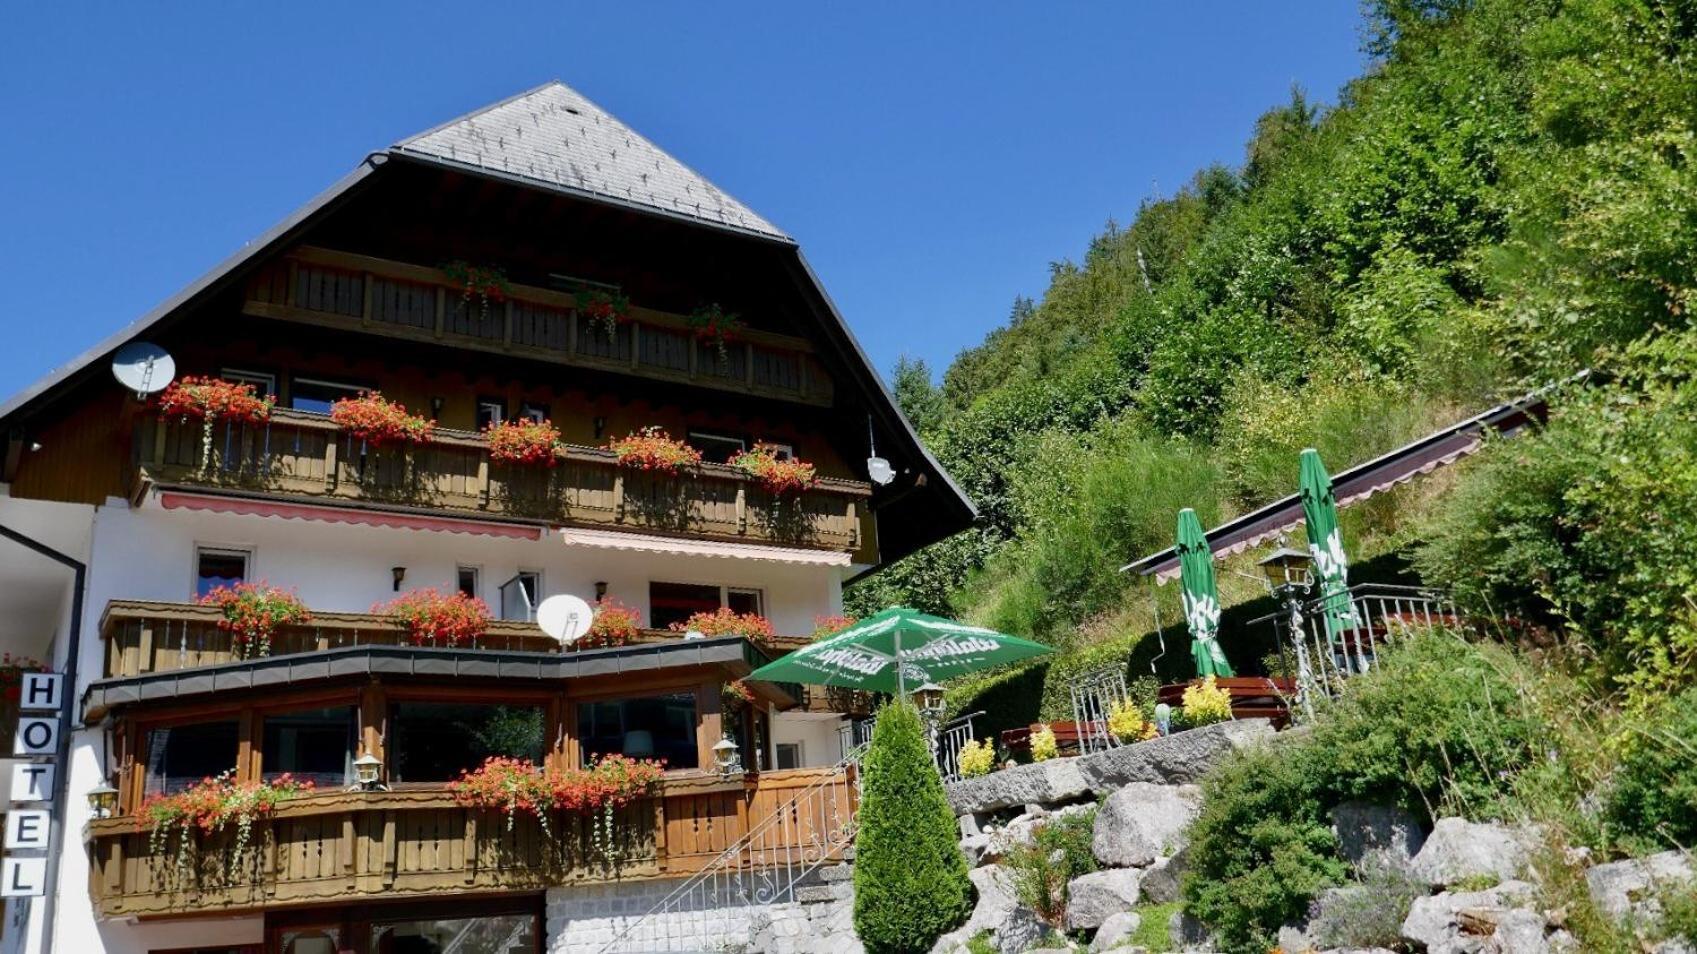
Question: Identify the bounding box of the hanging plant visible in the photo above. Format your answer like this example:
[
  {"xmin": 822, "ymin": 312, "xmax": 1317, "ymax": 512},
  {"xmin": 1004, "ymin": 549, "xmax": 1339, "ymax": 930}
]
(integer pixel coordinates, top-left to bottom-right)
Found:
[
  {"xmin": 0, "ymin": 654, "xmax": 47, "ymax": 703},
  {"xmin": 140, "ymin": 769, "xmax": 313, "ymax": 880},
  {"xmin": 686, "ymin": 303, "xmax": 744, "ymax": 365},
  {"xmin": 729, "ymin": 442, "xmax": 818, "ymax": 495},
  {"xmin": 669, "ymin": 607, "xmax": 776, "ymax": 641},
  {"xmin": 375, "ymin": 587, "xmax": 490, "ymax": 647},
  {"xmin": 606, "ymin": 426, "xmax": 702, "ymax": 474},
  {"xmin": 486, "ymin": 418, "xmax": 561, "ymax": 467},
  {"xmin": 154, "ymin": 376, "xmax": 275, "ymax": 474},
  {"xmin": 579, "ymin": 597, "xmax": 641, "ymax": 649},
  {"xmin": 720, "ymin": 679, "xmax": 755, "ymax": 713},
  {"xmin": 329, "ymin": 391, "xmax": 436, "ymax": 447},
  {"xmin": 196, "ymin": 582, "xmax": 310, "ymax": 659},
  {"xmin": 449, "ymin": 754, "xmax": 664, "ymax": 859},
  {"xmin": 442, "ymin": 260, "xmax": 511, "ymax": 320},
  {"xmin": 575, "ymin": 288, "xmax": 632, "ymax": 342}
]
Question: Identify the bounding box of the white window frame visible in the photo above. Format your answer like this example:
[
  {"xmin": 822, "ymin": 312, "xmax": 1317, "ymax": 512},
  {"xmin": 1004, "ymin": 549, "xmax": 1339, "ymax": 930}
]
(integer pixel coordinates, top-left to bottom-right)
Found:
[
  {"xmin": 192, "ymin": 544, "xmax": 253, "ymax": 599},
  {"xmin": 289, "ymin": 377, "xmax": 363, "ymax": 414},
  {"xmin": 687, "ymin": 431, "xmax": 746, "ymax": 462},
  {"xmin": 775, "ymin": 741, "xmax": 804, "ymax": 770},
  {"xmin": 220, "ymin": 368, "xmax": 276, "ymax": 398},
  {"xmin": 519, "ymin": 402, "xmax": 549, "ymax": 424},
  {"xmin": 724, "ymin": 586, "xmax": 764, "ymax": 616},
  {"xmin": 499, "ymin": 570, "xmax": 543, "ymax": 621},
  {"xmin": 455, "ymin": 565, "xmax": 481, "ymax": 600},
  {"xmin": 476, "ymin": 398, "xmax": 508, "ymax": 430}
]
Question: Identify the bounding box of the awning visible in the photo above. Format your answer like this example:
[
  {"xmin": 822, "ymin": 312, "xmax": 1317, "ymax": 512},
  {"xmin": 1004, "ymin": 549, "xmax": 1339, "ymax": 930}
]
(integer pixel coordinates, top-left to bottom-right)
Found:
[
  {"xmin": 158, "ymin": 491, "xmax": 544, "ymax": 540},
  {"xmin": 1121, "ymin": 379, "xmax": 1574, "ymax": 583},
  {"xmin": 558, "ymin": 526, "xmax": 852, "ymax": 566}
]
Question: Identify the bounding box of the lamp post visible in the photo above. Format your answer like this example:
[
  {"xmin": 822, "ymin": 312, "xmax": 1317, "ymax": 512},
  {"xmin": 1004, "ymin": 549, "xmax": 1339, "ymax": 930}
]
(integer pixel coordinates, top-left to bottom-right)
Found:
[{"xmin": 1257, "ymin": 540, "xmax": 1315, "ymax": 720}]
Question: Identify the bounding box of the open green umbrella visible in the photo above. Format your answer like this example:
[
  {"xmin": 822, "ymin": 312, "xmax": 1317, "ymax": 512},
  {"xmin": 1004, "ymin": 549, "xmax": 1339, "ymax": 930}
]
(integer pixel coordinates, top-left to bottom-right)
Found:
[
  {"xmin": 1177, "ymin": 508, "xmax": 1234, "ymax": 677},
  {"xmin": 746, "ymin": 607, "xmax": 1052, "ymax": 696},
  {"xmin": 1299, "ymin": 448, "xmax": 1358, "ymax": 641}
]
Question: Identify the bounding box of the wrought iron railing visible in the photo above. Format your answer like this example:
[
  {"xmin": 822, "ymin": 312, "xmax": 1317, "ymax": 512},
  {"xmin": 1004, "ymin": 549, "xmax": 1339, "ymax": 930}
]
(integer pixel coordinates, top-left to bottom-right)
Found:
[
  {"xmin": 1068, "ymin": 667, "xmax": 1131, "ymax": 756},
  {"xmin": 597, "ymin": 750, "xmax": 864, "ymax": 953},
  {"xmin": 932, "ymin": 710, "xmax": 985, "ymax": 783},
  {"xmin": 1262, "ymin": 582, "xmax": 1461, "ymax": 711}
]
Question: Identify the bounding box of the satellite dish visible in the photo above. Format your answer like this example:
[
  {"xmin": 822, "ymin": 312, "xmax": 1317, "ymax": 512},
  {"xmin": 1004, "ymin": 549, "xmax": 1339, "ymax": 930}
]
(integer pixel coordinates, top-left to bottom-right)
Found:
[
  {"xmin": 111, "ymin": 342, "xmax": 176, "ymax": 398},
  {"xmin": 866, "ymin": 457, "xmax": 895, "ymax": 486},
  {"xmin": 536, "ymin": 594, "xmax": 594, "ymax": 646}
]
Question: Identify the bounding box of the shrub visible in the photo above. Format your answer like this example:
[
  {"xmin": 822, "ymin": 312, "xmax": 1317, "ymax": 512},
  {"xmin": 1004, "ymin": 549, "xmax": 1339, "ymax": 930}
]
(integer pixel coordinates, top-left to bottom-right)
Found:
[
  {"xmin": 330, "ymin": 391, "xmax": 435, "ymax": 446},
  {"xmin": 1181, "ymin": 676, "xmax": 1233, "ymax": 726},
  {"xmin": 1107, "ymin": 697, "xmax": 1146, "ymax": 743},
  {"xmin": 1604, "ymin": 687, "xmax": 1697, "ymax": 853},
  {"xmin": 376, "ymin": 588, "xmax": 491, "ymax": 647},
  {"xmin": 1029, "ymin": 724, "xmax": 1059, "ymax": 762},
  {"xmin": 607, "ymin": 426, "xmax": 702, "ymax": 473},
  {"xmin": 853, "ymin": 702, "xmax": 973, "ymax": 953},
  {"xmin": 1308, "ymin": 857, "xmax": 1426, "ymax": 950},
  {"xmin": 1003, "ymin": 807, "xmax": 1099, "ymax": 928},
  {"xmin": 730, "ymin": 442, "xmax": 818, "ymax": 495},
  {"xmin": 956, "ymin": 739, "xmax": 995, "ymax": 778}
]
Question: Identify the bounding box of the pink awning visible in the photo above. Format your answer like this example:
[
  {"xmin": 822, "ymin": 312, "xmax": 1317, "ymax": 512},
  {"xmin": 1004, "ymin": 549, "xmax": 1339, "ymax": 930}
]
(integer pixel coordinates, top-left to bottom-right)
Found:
[
  {"xmin": 558, "ymin": 527, "xmax": 851, "ymax": 566},
  {"xmin": 157, "ymin": 492, "xmax": 544, "ymax": 540}
]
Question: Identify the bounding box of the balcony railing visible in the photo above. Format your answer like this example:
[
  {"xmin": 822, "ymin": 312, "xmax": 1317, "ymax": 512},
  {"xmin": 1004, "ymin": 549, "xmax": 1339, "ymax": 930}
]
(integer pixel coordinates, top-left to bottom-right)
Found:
[
  {"xmin": 87, "ymin": 767, "xmax": 853, "ymax": 919},
  {"xmin": 133, "ymin": 408, "xmax": 870, "ymax": 552}
]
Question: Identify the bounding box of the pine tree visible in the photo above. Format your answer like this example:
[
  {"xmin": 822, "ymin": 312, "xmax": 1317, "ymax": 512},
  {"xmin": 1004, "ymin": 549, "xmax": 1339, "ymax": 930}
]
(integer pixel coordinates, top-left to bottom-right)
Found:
[{"xmin": 852, "ymin": 701, "xmax": 973, "ymax": 953}]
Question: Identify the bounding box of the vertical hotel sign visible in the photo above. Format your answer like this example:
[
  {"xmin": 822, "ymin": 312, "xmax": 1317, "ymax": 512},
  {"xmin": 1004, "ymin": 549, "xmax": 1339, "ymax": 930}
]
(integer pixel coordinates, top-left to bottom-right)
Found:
[{"xmin": 4, "ymin": 673, "xmax": 62, "ymax": 897}]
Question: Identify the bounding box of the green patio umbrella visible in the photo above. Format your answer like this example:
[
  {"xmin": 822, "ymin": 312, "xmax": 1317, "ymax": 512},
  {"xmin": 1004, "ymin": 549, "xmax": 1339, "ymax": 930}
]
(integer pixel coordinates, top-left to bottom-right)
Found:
[
  {"xmin": 746, "ymin": 607, "xmax": 1052, "ymax": 696},
  {"xmin": 1298, "ymin": 448, "xmax": 1358, "ymax": 639},
  {"xmin": 1177, "ymin": 507, "xmax": 1234, "ymax": 678}
]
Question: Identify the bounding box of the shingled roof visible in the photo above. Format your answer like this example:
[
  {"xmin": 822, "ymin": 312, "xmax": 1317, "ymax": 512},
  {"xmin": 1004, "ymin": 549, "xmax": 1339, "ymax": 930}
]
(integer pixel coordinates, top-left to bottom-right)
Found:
[{"xmin": 393, "ymin": 81, "xmax": 787, "ymax": 240}]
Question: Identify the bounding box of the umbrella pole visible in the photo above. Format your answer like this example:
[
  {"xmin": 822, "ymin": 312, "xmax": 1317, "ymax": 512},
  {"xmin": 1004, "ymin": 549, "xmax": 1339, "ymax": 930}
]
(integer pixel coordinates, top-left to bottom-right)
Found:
[{"xmin": 895, "ymin": 629, "xmax": 905, "ymax": 698}]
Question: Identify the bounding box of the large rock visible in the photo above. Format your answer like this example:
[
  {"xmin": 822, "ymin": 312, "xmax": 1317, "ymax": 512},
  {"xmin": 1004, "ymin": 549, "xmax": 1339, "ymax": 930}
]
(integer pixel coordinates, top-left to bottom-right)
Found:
[
  {"xmin": 1483, "ymin": 908, "xmax": 1563, "ymax": 954},
  {"xmin": 1168, "ymin": 908, "xmax": 1214, "ymax": 951},
  {"xmin": 1333, "ymin": 801, "xmax": 1427, "ymax": 871},
  {"xmin": 1137, "ymin": 846, "xmax": 1189, "ymax": 904},
  {"xmin": 1410, "ymin": 818, "xmax": 1535, "ymax": 888},
  {"xmin": 1584, "ymin": 849, "xmax": 1694, "ymax": 923},
  {"xmin": 1092, "ymin": 782, "xmax": 1202, "ymax": 868},
  {"xmin": 1076, "ymin": 719, "xmax": 1276, "ymax": 793},
  {"xmin": 1089, "ymin": 911, "xmax": 1143, "ymax": 952},
  {"xmin": 1064, "ymin": 868, "xmax": 1143, "ymax": 930},
  {"xmin": 930, "ymin": 865, "xmax": 1060, "ymax": 954},
  {"xmin": 1400, "ymin": 880, "xmax": 1535, "ymax": 954},
  {"xmin": 945, "ymin": 757, "xmax": 1089, "ymax": 814}
]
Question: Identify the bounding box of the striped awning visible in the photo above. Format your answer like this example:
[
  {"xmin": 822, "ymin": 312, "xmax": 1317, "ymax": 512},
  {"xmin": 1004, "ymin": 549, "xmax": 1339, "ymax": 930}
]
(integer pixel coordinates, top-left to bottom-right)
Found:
[{"xmin": 558, "ymin": 527, "xmax": 852, "ymax": 566}]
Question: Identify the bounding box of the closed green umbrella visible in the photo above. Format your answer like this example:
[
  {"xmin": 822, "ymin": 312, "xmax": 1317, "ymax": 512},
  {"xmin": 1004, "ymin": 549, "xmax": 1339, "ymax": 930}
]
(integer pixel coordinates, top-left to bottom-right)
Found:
[
  {"xmin": 1177, "ymin": 508, "xmax": 1234, "ymax": 677},
  {"xmin": 746, "ymin": 607, "xmax": 1052, "ymax": 696},
  {"xmin": 1299, "ymin": 448, "xmax": 1359, "ymax": 644}
]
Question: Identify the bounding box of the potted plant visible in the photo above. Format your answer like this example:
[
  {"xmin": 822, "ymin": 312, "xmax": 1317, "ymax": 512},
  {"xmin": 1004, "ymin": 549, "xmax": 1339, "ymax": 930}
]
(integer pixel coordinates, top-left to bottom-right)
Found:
[
  {"xmin": 329, "ymin": 392, "xmax": 435, "ymax": 446},
  {"xmin": 579, "ymin": 597, "xmax": 640, "ymax": 649},
  {"xmin": 196, "ymin": 581, "xmax": 311, "ymax": 659},
  {"xmin": 720, "ymin": 679, "xmax": 756, "ymax": 713},
  {"xmin": 449, "ymin": 754, "xmax": 664, "ymax": 858},
  {"xmin": 140, "ymin": 769, "xmax": 313, "ymax": 878},
  {"xmin": 154, "ymin": 376, "xmax": 275, "ymax": 473},
  {"xmin": 730, "ymin": 442, "xmax": 818, "ymax": 495},
  {"xmin": 486, "ymin": 418, "xmax": 561, "ymax": 467},
  {"xmin": 442, "ymin": 261, "xmax": 511, "ymax": 320},
  {"xmin": 669, "ymin": 607, "xmax": 776, "ymax": 641},
  {"xmin": 687, "ymin": 303, "xmax": 744, "ymax": 366},
  {"xmin": 375, "ymin": 587, "xmax": 490, "ymax": 647},
  {"xmin": 575, "ymin": 288, "xmax": 631, "ymax": 341},
  {"xmin": 606, "ymin": 426, "xmax": 702, "ymax": 474}
]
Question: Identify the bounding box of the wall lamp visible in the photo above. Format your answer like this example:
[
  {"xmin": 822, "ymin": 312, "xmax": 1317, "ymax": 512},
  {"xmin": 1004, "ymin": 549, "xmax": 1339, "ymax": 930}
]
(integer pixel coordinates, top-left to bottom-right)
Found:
[{"xmin": 391, "ymin": 566, "xmax": 406, "ymax": 591}]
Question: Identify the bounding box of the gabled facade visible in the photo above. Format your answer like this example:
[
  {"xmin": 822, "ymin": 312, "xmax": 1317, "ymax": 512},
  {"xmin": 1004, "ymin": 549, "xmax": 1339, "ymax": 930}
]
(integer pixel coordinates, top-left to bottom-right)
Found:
[{"xmin": 0, "ymin": 82, "xmax": 971, "ymax": 954}]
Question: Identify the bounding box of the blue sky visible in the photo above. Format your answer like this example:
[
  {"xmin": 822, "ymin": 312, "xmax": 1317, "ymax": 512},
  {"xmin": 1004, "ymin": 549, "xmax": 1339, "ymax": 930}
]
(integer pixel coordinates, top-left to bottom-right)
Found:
[{"xmin": 0, "ymin": 2, "xmax": 1366, "ymax": 398}]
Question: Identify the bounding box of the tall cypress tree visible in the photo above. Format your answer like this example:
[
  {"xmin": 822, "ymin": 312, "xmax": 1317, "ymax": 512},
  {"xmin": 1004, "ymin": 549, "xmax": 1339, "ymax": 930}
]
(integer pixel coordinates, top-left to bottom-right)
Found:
[{"xmin": 852, "ymin": 701, "xmax": 973, "ymax": 953}]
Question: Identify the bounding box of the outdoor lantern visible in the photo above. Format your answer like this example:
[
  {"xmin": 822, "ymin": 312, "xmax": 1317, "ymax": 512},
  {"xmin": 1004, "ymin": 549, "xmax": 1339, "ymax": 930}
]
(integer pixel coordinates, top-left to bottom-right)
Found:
[
  {"xmin": 391, "ymin": 566, "xmax": 407, "ymax": 591},
  {"xmin": 1258, "ymin": 544, "xmax": 1313, "ymax": 592},
  {"xmin": 713, "ymin": 737, "xmax": 741, "ymax": 776},
  {"xmin": 353, "ymin": 752, "xmax": 384, "ymax": 789},
  {"xmin": 86, "ymin": 781, "xmax": 119, "ymax": 819},
  {"xmin": 913, "ymin": 682, "xmax": 946, "ymax": 716}
]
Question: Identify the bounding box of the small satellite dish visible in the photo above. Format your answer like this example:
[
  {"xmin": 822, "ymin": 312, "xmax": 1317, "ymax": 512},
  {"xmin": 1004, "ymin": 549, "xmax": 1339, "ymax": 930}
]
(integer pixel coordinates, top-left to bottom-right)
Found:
[
  {"xmin": 111, "ymin": 342, "xmax": 176, "ymax": 398},
  {"xmin": 866, "ymin": 457, "xmax": 895, "ymax": 486},
  {"xmin": 536, "ymin": 594, "xmax": 594, "ymax": 646}
]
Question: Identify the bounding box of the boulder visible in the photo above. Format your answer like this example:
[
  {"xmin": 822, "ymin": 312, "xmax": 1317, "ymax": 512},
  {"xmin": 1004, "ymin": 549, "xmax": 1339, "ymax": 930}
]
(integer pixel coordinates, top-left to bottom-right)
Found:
[
  {"xmin": 1168, "ymin": 908, "xmax": 1214, "ymax": 951},
  {"xmin": 945, "ymin": 757, "xmax": 1089, "ymax": 815},
  {"xmin": 983, "ymin": 803, "xmax": 1097, "ymax": 863},
  {"xmin": 1064, "ymin": 868, "xmax": 1143, "ymax": 930},
  {"xmin": 1410, "ymin": 818, "xmax": 1534, "ymax": 888},
  {"xmin": 960, "ymin": 832, "xmax": 992, "ymax": 867},
  {"xmin": 996, "ymin": 907, "xmax": 1059, "ymax": 954},
  {"xmin": 1137, "ymin": 847, "xmax": 1189, "ymax": 904},
  {"xmin": 1076, "ymin": 719, "xmax": 1276, "ymax": 793},
  {"xmin": 1332, "ymin": 801, "xmax": 1427, "ymax": 871},
  {"xmin": 1584, "ymin": 849, "xmax": 1694, "ymax": 923},
  {"xmin": 1092, "ymin": 783, "xmax": 1202, "ymax": 868},
  {"xmin": 929, "ymin": 865, "xmax": 1058, "ymax": 954},
  {"xmin": 1483, "ymin": 908, "xmax": 1559, "ymax": 954},
  {"xmin": 1089, "ymin": 911, "xmax": 1143, "ymax": 952},
  {"xmin": 1400, "ymin": 880, "xmax": 1535, "ymax": 954}
]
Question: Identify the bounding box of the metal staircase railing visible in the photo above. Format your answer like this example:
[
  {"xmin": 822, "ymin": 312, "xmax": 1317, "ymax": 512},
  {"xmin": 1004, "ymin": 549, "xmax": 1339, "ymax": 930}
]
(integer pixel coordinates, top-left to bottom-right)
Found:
[
  {"xmin": 596, "ymin": 747, "xmax": 865, "ymax": 953},
  {"xmin": 1295, "ymin": 583, "xmax": 1460, "ymax": 702}
]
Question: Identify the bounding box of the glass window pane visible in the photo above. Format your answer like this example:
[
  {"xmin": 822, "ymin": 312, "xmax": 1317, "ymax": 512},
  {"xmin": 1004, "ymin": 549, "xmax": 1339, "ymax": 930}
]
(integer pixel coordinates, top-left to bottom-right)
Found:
[
  {"xmin": 289, "ymin": 378, "xmax": 362, "ymax": 415},
  {"xmin": 145, "ymin": 719, "xmax": 239, "ymax": 795},
  {"xmin": 648, "ymin": 581, "xmax": 720, "ymax": 630},
  {"xmin": 389, "ymin": 703, "xmax": 544, "ymax": 782},
  {"xmin": 195, "ymin": 549, "xmax": 247, "ymax": 598},
  {"xmin": 262, "ymin": 706, "xmax": 355, "ymax": 788},
  {"xmin": 476, "ymin": 399, "xmax": 506, "ymax": 430},
  {"xmin": 576, "ymin": 692, "xmax": 697, "ymax": 769},
  {"xmin": 368, "ymin": 914, "xmax": 533, "ymax": 954},
  {"xmin": 725, "ymin": 588, "xmax": 762, "ymax": 616}
]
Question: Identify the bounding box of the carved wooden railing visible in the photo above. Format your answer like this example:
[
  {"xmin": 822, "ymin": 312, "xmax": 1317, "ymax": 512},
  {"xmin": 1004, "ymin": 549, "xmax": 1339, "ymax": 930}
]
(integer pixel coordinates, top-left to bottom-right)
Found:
[
  {"xmin": 133, "ymin": 408, "xmax": 870, "ymax": 552},
  {"xmin": 86, "ymin": 768, "xmax": 851, "ymax": 919}
]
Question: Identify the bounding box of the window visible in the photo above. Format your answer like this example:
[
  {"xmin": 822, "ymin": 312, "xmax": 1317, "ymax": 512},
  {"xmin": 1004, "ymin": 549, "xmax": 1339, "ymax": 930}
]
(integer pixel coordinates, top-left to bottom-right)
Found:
[
  {"xmin": 194, "ymin": 546, "xmax": 249, "ymax": 599},
  {"xmin": 262, "ymin": 706, "xmax": 355, "ymax": 788},
  {"xmin": 388, "ymin": 702, "xmax": 544, "ymax": 782},
  {"xmin": 577, "ymin": 693, "xmax": 698, "ymax": 769},
  {"xmin": 456, "ymin": 566, "xmax": 480, "ymax": 600},
  {"xmin": 499, "ymin": 571, "xmax": 540, "ymax": 621},
  {"xmin": 220, "ymin": 368, "xmax": 276, "ymax": 399},
  {"xmin": 648, "ymin": 581, "xmax": 764, "ymax": 629},
  {"xmin": 145, "ymin": 719, "xmax": 240, "ymax": 795},
  {"xmin": 687, "ymin": 431, "xmax": 744, "ymax": 465},
  {"xmin": 764, "ymin": 442, "xmax": 795, "ymax": 461},
  {"xmin": 475, "ymin": 398, "xmax": 507, "ymax": 431},
  {"xmin": 519, "ymin": 402, "xmax": 549, "ymax": 424},
  {"xmin": 775, "ymin": 742, "xmax": 803, "ymax": 770},
  {"xmin": 290, "ymin": 377, "xmax": 362, "ymax": 415}
]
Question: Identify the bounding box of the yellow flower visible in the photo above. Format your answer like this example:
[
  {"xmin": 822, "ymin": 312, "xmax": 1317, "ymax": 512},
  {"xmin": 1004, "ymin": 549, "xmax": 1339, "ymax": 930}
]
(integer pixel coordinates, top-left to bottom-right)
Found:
[
  {"xmin": 957, "ymin": 739, "xmax": 995, "ymax": 778},
  {"xmin": 1181, "ymin": 675, "xmax": 1234, "ymax": 726},
  {"xmin": 1029, "ymin": 723, "xmax": 1059, "ymax": 762},
  {"xmin": 1106, "ymin": 698, "xmax": 1145, "ymax": 743}
]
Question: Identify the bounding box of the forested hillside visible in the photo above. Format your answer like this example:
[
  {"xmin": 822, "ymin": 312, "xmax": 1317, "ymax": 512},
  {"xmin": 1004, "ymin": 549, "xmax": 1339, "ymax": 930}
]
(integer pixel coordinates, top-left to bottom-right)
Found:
[{"xmin": 851, "ymin": 0, "xmax": 1697, "ymax": 719}]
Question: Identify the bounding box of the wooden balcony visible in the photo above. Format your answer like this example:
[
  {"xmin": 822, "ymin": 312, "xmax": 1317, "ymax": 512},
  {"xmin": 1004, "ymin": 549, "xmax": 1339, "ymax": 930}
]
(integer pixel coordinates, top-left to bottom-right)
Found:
[
  {"xmin": 87, "ymin": 767, "xmax": 854, "ymax": 919},
  {"xmin": 133, "ymin": 407, "xmax": 870, "ymax": 553},
  {"xmin": 244, "ymin": 245, "xmax": 836, "ymax": 407}
]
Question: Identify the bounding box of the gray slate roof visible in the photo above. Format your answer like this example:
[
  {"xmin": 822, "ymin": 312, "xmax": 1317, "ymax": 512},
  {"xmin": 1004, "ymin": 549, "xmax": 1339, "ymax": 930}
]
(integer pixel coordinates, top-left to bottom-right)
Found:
[{"xmin": 394, "ymin": 81, "xmax": 787, "ymax": 240}]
